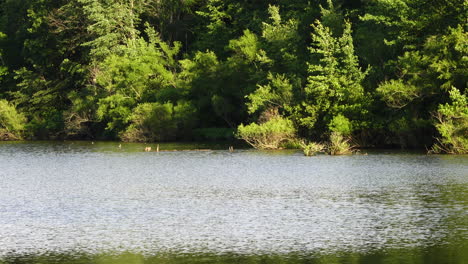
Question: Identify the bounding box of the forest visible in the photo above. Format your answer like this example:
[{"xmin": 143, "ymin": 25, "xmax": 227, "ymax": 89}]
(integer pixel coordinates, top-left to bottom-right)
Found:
[{"xmin": 0, "ymin": 0, "xmax": 466, "ymax": 153}]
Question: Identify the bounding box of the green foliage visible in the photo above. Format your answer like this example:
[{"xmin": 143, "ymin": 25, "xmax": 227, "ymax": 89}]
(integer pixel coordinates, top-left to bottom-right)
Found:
[
  {"xmin": 181, "ymin": 28, "xmax": 264, "ymax": 128},
  {"xmin": 97, "ymin": 33, "xmax": 180, "ymax": 102},
  {"xmin": 301, "ymin": 18, "xmax": 369, "ymax": 133},
  {"xmin": 193, "ymin": 0, "xmax": 268, "ymax": 57},
  {"xmin": 361, "ymin": 0, "xmax": 465, "ymax": 50},
  {"xmin": 0, "ymin": 0, "xmax": 465, "ymax": 151},
  {"xmin": 328, "ymin": 132, "xmax": 353, "ymax": 155},
  {"xmin": 377, "ymin": 80, "xmax": 422, "ymax": 109},
  {"xmin": 79, "ymin": 0, "xmax": 145, "ymax": 61},
  {"xmin": 63, "ymin": 88, "xmax": 98, "ymax": 139},
  {"xmin": 301, "ymin": 141, "xmax": 325, "ymax": 156},
  {"xmin": 178, "ymin": 50, "xmax": 226, "ymax": 127},
  {"xmin": 246, "ymin": 73, "xmax": 293, "ymax": 114},
  {"xmin": 96, "ymin": 94, "xmax": 135, "ymax": 136},
  {"xmin": 173, "ymin": 100, "xmax": 198, "ymax": 138},
  {"xmin": 121, "ymin": 102, "xmax": 175, "ymax": 142},
  {"xmin": 261, "ymin": 5, "xmax": 301, "ymax": 73},
  {"xmin": 237, "ymin": 115, "xmax": 296, "ymax": 149},
  {"xmin": 26, "ymin": 109, "xmax": 64, "ymax": 139},
  {"xmin": 141, "ymin": 0, "xmax": 198, "ymax": 43},
  {"xmin": 92, "ymin": 24, "xmax": 182, "ymax": 139},
  {"xmin": 12, "ymin": 67, "xmax": 52, "ymax": 109},
  {"xmin": 319, "ymin": 0, "xmax": 344, "ymax": 36},
  {"xmin": 228, "ymin": 29, "xmax": 259, "ymax": 63},
  {"xmin": 0, "ymin": 99, "xmax": 26, "ymax": 140},
  {"xmin": 0, "ymin": 32, "xmax": 6, "ymax": 83},
  {"xmin": 280, "ymin": 137, "xmax": 303, "ymax": 149},
  {"xmin": 432, "ymin": 88, "xmax": 468, "ymax": 154},
  {"xmin": 121, "ymin": 101, "xmax": 197, "ymax": 142},
  {"xmin": 193, "ymin": 127, "xmax": 235, "ymax": 141},
  {"xmin": 377, "ymin": 26, "xmax": 467, "ymax": 104},
  {"xmin": 328, "ymin": 114, "xmax": 352, "ymax": 136},
  {"xmin": 387, "ymin": 116, "xmax": 432, "ymax": 148},
  {"xmin": 194, "ymin": 0, "xmax": 233, "ymax": 55},
  {"xmin": 376, "ymin": 26, "xmax": 467, "ymax": 147}
]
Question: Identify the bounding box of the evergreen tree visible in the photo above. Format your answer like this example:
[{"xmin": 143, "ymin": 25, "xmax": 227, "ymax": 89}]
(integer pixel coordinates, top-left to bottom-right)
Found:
[{"xmin": 299, "ymin": 19, "xmax": 369, "ymax": 137}]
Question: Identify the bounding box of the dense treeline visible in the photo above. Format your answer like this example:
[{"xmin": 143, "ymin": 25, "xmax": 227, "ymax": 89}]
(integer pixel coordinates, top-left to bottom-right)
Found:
[{"xmin": 0, "ymin": 0, "xmax": 466, "ymax": 152}]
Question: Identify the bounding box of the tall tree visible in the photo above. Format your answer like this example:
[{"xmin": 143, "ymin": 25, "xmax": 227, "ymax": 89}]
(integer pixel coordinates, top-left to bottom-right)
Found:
[
  {"xmin": 376, "ymin": 26, "xmax": 467, "ymax": 147},
  {"xmin": 297, "ymin": 18, "xmax": 369, "ymax": 137}
]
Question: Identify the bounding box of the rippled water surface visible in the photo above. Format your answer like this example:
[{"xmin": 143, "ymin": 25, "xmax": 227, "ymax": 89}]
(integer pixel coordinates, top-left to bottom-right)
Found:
[{"xmin": 0, "ymin": 141, "xmax": 467, "ymax": 263}]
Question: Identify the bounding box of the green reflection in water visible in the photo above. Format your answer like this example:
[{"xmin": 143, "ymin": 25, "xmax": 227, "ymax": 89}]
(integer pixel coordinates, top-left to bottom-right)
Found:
[
  {"xmin": 0, "ymin": 140, "xmax": 241, "ymax": 153},
  {"xmin": 1, "ymin": 246, "xmax": 467, "ymax": 264}
]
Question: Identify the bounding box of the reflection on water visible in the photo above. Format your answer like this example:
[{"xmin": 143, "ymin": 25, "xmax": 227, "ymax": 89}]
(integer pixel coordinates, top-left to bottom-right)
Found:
[
  {"xmin": 0, "ymin": 141, "xmax": 467, "ymax": 263},
  {"xmin": 1, "ymin": 247, "xmax": 468, "ymax": 264}
]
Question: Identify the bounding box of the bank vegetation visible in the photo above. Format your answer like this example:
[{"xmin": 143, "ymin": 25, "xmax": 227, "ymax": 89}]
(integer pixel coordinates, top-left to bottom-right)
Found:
[{"xmin": 0, "ymin": 0, "xmax": 466, "ymax": 153}]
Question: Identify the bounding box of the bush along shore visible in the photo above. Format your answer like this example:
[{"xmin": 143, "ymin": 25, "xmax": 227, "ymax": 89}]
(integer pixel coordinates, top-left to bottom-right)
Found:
[{"xmin": 0, "ymin": 0, "xmax": 466, "ymax": 154}]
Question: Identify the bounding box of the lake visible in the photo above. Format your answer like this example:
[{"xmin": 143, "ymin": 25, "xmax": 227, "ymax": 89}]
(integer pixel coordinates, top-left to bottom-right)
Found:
[{"xmin": 0, "ymin": 141, "xmax": 467, "ymax": 263}]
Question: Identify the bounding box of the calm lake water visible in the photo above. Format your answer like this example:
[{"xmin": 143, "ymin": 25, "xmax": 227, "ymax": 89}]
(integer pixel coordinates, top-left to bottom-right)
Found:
[{"xmin": 0, "ymin": 141, "xmax": 467, "ymax": 263}]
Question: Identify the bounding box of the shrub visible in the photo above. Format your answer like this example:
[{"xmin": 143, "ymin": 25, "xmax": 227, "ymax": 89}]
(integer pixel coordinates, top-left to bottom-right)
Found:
[
  {"xmin": 237, "ymin": 116, "xmax": 296, "ymax": 149},
  {"xmin": 120, "ymin": 102, "xmax": 176, "ymax": 142},
  {"xmin": 431, "ymin": 88, "xmax": 468, "ymax": 154},
  {"xmin": 301, "ymin": 141, "xmax": 325, "ymax": 156},
  {"xmin": 328, "ymin": 132, "xmax": 353, "ymax": 155},
  {"xmin": 120, "ymin": 101, "xmax": 197, "ymax": 142},
  {"xmin": 97, "ymin": 94, "xmax": 135, "ymax": 136},
  {"xmin": 0, "ymin": 99, "xmax": 26, "ymax": 140},
  {"xmin": 25, "ymin": 110, "xmax": 65, "ymax": 140},
  {"xmin": 281, "ymin": 137, "xmax": 303, "ymax": 149}
]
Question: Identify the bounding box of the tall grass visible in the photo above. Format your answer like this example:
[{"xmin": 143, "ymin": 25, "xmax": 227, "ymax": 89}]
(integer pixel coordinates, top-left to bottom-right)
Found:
[
  {"xmin": 328, "ymin": 132, "xmax": 353, "ymax": 155},
  {"xmin": 300, "ymin": 142, "xmax": 325, "ymax": 156}
]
